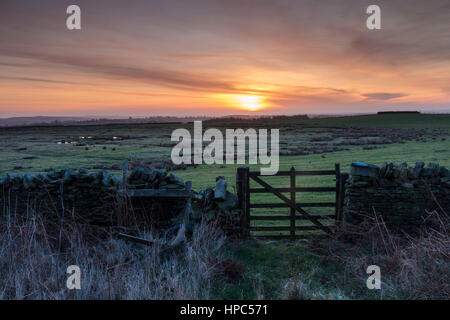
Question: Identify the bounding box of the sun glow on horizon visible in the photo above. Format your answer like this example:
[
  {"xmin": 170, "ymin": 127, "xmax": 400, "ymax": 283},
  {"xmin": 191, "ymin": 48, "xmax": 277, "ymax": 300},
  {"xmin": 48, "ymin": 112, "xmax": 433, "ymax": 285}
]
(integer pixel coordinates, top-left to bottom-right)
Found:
[{"xmin": 216, "ymin": 94, "xmax": 267, "ymax": 111}]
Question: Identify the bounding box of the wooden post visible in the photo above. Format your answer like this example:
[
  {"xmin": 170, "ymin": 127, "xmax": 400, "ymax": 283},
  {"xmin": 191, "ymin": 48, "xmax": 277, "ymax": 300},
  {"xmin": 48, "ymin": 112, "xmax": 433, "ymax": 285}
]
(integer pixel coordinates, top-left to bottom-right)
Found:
[
  {"xmin": 337, "ymin": 173, "xmax": 348, "ymax": 221},
  {"xmin": 184, "ymin": 181, "xmax": 192, "ymax": 225},
  {"xmin": 334, "ymin": 163, "xmax": 340, "ymax": 220},
  {"xmin": 118, "ymin": 160, "xmax": 129, "ymax": 227},
  {"xmin": 237, "ymin": 167, "xmax": 250, "ymax": 238},
  {"xmin": 290, "ymin": 166, "xmax": 296, "ymax": 240},
  {"xmin": 236, "ymin": 169, "xmax": 242, "ymax": 208},
  {"xmin": 121, "ymin": 160, "xmax": 128, "ymax": 190}
]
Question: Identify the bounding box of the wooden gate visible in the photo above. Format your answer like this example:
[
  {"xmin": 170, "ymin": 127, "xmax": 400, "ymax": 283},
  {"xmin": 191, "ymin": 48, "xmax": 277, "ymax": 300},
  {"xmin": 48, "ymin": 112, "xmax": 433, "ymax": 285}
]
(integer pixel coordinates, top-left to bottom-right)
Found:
[{"xmin": 236, "ymin": 164, "xmax": 348, "ymax": 240}]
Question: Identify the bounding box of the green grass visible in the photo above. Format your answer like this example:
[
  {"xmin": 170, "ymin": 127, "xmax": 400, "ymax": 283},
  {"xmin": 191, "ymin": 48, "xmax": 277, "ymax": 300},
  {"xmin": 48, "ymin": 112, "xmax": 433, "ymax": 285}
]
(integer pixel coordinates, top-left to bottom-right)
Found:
[
  {"xmin": 212, "ymin": 240, "xmax": 381, "ymax": 300},
  {"xmin": 212, "ymin": 240, "xmax": 317, "ymax": 299},
  {"xmin": 1, "ymin": 113, "xmax": 449, "ymax": 175}
]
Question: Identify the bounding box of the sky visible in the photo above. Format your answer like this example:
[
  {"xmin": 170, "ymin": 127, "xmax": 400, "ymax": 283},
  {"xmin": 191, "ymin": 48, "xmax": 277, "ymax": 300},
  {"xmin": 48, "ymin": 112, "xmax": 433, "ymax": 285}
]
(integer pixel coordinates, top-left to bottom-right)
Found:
[{"xmin": 0, "ymin": 0, "xmax": 449, "ymax": 117}]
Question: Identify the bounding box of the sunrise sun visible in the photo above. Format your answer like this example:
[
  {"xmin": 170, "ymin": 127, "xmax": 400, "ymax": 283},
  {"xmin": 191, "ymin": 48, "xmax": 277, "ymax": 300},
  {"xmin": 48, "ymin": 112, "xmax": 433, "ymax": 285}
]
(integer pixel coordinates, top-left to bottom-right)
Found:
[
  {"xmin": 236, "ymin": 95, "xmax": 263, "ymax": 111},
  {"xmin": 216, "ymin": 94, "xmax": 266, "ymax": 111}
]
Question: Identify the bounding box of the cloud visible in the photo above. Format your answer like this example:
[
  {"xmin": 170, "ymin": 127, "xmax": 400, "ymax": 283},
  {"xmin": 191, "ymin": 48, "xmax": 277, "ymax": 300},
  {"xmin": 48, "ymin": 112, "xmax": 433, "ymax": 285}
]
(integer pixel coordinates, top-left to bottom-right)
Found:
[
  {"xmin": 0, "ymin": 76, "xmax": 82, "ymax": 85},
  {"xmin": 0, "ymin": 48, "xmax": 357, "ymax": 100},
  {"xmin": 0, "ymin": 62, "xmax": 30, "ymax": 68},
  {"xmin": 362, "ymin": 92, "xmax": 407, "ymax": 101},
  {"xmin": 0, "ymin": 49, "xmax": 242, "ymax": 93}
]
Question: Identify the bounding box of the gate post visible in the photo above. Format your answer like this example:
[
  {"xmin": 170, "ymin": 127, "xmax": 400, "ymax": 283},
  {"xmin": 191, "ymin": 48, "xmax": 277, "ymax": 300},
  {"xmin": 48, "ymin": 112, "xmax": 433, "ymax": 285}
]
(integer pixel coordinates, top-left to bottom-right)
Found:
[
  {"xmin": 334, "ymin": 163, "xmax": 340, "ymax": 220},
  {"xmin": 337, "ymin": 172, "xmax": 348, "ymax": 221},
  {"xmin": 290, "ymin": 167, "xmax": 296, "ymax": 240},
  {"xmin": 237, "ymin": 167, "xmax": 250, "ymax": 237}
]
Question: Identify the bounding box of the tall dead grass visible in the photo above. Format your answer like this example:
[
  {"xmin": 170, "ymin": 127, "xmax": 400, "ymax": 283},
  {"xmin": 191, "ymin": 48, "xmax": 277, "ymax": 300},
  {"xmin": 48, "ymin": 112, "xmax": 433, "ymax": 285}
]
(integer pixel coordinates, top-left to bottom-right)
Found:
[
  {"xmin": 309, "ymin": 209, "xmax": 449, "ymax": 299},
  {"xmin": 0, "ymin": 206, "xmax": 226, "ymax": 299}
]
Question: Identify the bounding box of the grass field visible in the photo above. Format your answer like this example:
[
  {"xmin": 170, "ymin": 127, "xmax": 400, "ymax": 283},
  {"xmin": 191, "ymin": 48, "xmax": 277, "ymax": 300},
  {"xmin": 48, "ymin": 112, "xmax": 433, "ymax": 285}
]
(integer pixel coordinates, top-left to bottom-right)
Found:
[
  {"xmin": 1, "ymin": 113, "xmax": 449, "ymax": 299},
  {"xmin": 1, "ymin": 113, "xmax": 449, "ymax": 176}
]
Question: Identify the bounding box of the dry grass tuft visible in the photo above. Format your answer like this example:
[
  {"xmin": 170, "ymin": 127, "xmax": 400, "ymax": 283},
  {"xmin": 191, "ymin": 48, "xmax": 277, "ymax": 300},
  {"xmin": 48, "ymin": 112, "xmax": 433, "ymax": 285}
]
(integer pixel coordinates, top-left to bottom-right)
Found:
[
  {"xmin": 209, "ymin": 257, "xmax": 246, "ymax": 283},
  {"xmin": 281, "ymin": 268, "xmax": 348, "ymax": 300}
]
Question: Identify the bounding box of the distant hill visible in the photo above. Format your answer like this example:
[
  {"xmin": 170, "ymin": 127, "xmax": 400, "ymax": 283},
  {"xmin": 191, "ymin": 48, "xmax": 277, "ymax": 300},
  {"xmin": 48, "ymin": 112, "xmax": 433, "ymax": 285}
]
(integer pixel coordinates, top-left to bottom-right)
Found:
[
  {"xmin": 0, "ymin": 116, "xmax": 93, "ymax": 127},
  {"xmin": 205, "ymin": 114, "xmax": 309, "ymax": 123},
  {"xmin": 1, "ymin": 114, "xmax": 312, "ymax": 127},
  {"xmin": 0, "ymin": 116, "xmax": 211, "ymax": 127}
]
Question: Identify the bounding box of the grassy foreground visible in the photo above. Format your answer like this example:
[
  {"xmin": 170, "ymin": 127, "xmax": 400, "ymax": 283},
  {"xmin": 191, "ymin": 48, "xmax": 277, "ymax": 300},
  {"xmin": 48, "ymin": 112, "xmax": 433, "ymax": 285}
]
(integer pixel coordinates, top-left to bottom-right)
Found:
[{"xmin": 1, "ymin": 211, "xmax": 447, "ymax": 299}]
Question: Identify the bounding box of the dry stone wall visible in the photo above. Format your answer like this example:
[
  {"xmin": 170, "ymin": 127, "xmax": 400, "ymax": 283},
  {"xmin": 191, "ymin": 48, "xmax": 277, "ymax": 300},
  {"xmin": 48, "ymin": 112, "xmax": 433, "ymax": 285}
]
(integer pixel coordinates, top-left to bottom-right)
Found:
[
  {"xmin": 0, "ymin": 168, "xmax": 122, "ymax": 225},
  {"xmin": 0, "ymin": 168, "xmax": 240, "ymax": 234},
  {"xmin": 343, "ymin": 161, "xmax": 450, "ymax": 233}
]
